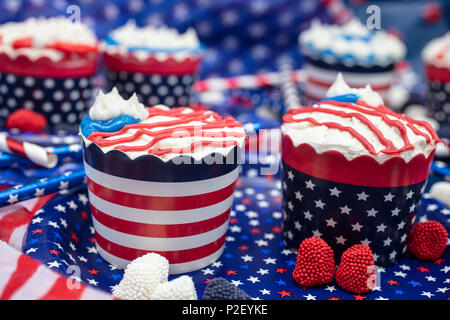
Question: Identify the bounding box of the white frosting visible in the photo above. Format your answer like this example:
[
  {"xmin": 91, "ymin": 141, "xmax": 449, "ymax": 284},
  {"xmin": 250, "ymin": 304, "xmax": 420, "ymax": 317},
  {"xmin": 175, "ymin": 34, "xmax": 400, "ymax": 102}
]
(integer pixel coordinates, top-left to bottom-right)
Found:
[
  {"xmin": 422, "ymin": 32, "xmax": 450, "ymax": 69},
  {"xmin": 282, "ymin": 78, "xmax": 440, "ymax": 164},
  {"xmin": 89, "ymin": 87, "xmax": 149, "ymax": 121},
  {"xmin": 83, "ymin": 105, "xmax": 245, "ymax": 162},
  {"xmin": 0, "ymin": 17, "xmax": 97, "ymax": 61},
  {"xmin": 326, "ymin": 73, "xmax": 384, "ymax": 107},
  {"xmin": 299, "ymin": 18, "xmax": 406, "ymax": 67},
  {"xmin": 106, "ymin": 20, "xmax": 200, "ymax": 51}
]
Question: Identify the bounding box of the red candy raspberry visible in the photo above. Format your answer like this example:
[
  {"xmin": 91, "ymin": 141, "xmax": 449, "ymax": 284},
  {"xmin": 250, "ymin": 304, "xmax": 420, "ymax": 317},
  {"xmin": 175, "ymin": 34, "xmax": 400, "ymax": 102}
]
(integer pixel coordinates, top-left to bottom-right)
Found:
[
  {"xmin": 409, "ymin": 221, "xmax": 448, "ymax": 261},
  {"xmin": 336, "ymin": 244, "xmax": 376, "ymax": 294},
  {"xmin": 292, "ymin": 237, "xmax": 335, "ymax": 288},
  {"xmin": 6, "ymin": 108, "xmax": 47, "ymax": 133}
]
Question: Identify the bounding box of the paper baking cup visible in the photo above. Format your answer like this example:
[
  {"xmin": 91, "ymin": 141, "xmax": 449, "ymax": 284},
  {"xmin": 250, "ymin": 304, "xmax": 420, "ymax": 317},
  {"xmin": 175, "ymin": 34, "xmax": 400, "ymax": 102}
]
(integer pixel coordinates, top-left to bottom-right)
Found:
[
  {"xmin": 425, "ymin": 64, "xmax": 450, "ymax": 129},
  {"xmin": 303, "ymin": 57, "xmax": 395, "ymax": 103},
  {"xmin": 82, "ymin": 140, "xmax": 241, "ymax": 274},
  {"xmin": 103, "ymin": 52, "xmax": 202, "ymax": 108},
  {"xmin": 281, "ymin": 136, "xmax": 434, "ymax": 267},
  {"xmin": 0, "ymin": 52, "xmax": 98, "ymax": 129}
]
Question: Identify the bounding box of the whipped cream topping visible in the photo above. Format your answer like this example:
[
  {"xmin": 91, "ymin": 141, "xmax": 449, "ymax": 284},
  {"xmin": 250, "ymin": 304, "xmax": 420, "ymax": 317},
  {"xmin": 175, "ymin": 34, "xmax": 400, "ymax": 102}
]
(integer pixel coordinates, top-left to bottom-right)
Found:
[
  {"xmin": 326, "ymin": 73, "xmax": 384, "ymax": 107},
  {"xmin": 422, "ymin": 32, "xmax": 450, "ymax": 69},
  {"xmin": 105, "ymin": 20, "xmax": 200, "ymax": 52},
  {"xmin": 83, "ymin": 105, "xmax": 246, "ymax": 161},
  {"xmin": 299, "ymin": 18, "xmax": 406, "ymax": 67},
  {"xmin": 282, "ymin": 78, "xmax": 441, "ymax": 164},
  {"xmin": 0, "ymin": 17, "xmax": 97, "ymax": 61},
  {"xmin": 89, "ymin": 87, "xmax": 149, "ymax": 121}
]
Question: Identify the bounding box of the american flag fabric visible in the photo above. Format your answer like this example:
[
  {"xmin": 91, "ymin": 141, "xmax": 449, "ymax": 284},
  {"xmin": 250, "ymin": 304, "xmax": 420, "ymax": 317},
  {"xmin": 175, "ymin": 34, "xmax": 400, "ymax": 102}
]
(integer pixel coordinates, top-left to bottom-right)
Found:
[
  {"xmin": 20, "ymin": 172, "xmax": 450, "ymax": 300},
  {"xmin": 0, "ymin": 240, "xmax": 112, "ymax": 300},
  {"xmin": 0, "ymin": 195, "xmax": 53, "ymax": 251},
  {"xmin": 82, "ymin": 141, "xmax": 241, "ymax": 274}
]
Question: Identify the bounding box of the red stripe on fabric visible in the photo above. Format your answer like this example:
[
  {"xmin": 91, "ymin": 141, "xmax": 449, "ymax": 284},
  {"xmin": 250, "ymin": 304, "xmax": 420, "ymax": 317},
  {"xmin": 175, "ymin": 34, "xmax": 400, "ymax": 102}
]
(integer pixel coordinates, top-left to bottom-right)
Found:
[
  {"xmin": 86, "ymin": 178, "xmax": 235, "ymax": 211},
  {"xmin": 39, "ymin": 276, "xmax": 86, "ymax": 300},
  {"xmin": 95, "ymin": 232, "xmax": 226, "ymax": 264},
  {"xmin": 0, "ymin": 208, "xmax": 33, "ymax": 243},
  {"xmin": 307, "ymin": 76, "xmax": 391, "ymax": 91},
  {"xmin": 91, "ymin": 205, "xmax": 231, "ymax": 238},
  {"xmin": 0, "ymin": 254, "xmax": 40, "ymax": 300},
  {"xmin": 0, "ymin": 193, "xmax": 55, "ymax": 244}
]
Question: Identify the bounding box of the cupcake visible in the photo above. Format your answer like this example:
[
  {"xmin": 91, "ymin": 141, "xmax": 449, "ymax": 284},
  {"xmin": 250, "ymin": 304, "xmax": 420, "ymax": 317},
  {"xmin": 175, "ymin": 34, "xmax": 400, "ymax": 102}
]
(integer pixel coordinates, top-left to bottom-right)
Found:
[
  {"xmin": 0, "ymin": 17, "xmax": 99, "ymax": 129},
  {"xmin": 422, "ymin": 32, "xmax": 450, "ymax": 136},
  {"xmin": 299, "ymin": 19, "xmax": 406, "ymax": 103},
  {"xmin": 80, "ymin": 88, "xmax": 245, "ymax": 274},
  {"xmin": 102, "ymin": 21, "xmax": 203, "ymax": 108},
  {"xmin": 281, "ymin": 74, "xmax": 442, "ymax": 266}
]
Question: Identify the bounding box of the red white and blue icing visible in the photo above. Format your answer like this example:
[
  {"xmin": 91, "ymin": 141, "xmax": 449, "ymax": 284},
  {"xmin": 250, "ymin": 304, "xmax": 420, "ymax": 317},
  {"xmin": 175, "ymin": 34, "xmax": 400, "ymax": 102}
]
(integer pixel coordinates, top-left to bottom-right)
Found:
[
  {"xmin": 282, "ymin": 74, "xmax": 442, "ymax": 164},
  {"xmin": 0, "ymin": 17, "xmax": 98, "ymax": 62},
  {"xmin": 102, "ymin": 20, "xmax": 204, "ymax": 59},
  {"xmin": 299, "ymin": 19, "xmax": 405, "ymax": 67},
  {"xmin": 81, "ymin": 88, "xmax": 245, "ymax": 161}
]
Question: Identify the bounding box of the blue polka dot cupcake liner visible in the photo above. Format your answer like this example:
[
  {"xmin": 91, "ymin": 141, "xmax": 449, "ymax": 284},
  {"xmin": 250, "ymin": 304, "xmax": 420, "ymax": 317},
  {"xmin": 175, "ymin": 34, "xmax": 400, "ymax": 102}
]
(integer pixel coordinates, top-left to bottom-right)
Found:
[
  {"xmin": 0, "ymin": 72, "xmax": 94, "ymax": 130},
  {"xmin": 105, "ymin": 70, "xmax": 195, "ymax": 108},
  {"xmin": 426, "ymin": 80, "xmax": 450, "ymax": 134}
]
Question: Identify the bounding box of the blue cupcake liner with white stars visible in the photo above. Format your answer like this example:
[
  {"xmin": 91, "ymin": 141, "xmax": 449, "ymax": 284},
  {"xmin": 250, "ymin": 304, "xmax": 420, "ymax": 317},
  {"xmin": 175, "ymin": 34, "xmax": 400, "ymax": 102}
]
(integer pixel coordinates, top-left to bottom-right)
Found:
[
  {"xmin": 23, "ymin": 163, "xmax": 450, "ymax": 300},
  {"xmin": 281, "ymin": 161, "xmax": 426, "ymax": 267}
]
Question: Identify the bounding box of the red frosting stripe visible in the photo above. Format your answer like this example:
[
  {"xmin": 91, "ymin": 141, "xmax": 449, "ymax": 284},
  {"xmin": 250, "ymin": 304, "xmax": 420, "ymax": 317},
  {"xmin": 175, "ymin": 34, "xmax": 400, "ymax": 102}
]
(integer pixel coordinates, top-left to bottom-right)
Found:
[
  {"xmin": 91, "ymin": 205, "xmax": 231, "ymax": 238},
  {"xmin": 95, "ymin": 232, "xmax": 226, "ymax": 264},
  {"xmin": 282, "ymin": 136, "xmax": 434, "ymax": 187},
  {"xmin": 88, "ymin": 107, "xmax": 245, "ymax": 156},
  {"xmin": 103, "ymin": 52, "xmax": 202, "ymax": 75},
  {"xmin": 87, "ymin": 177, "xmax": 235, "ymax": 211},
  {"xmin": 283, "ymin": 100, "xmax": 442, "ymax": 157}
]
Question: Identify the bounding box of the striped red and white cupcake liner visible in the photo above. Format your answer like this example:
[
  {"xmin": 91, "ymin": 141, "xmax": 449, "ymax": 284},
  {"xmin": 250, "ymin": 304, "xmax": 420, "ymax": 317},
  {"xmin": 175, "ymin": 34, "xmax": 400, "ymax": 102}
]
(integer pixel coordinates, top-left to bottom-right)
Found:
[
  {"xmin": 82, "ymin": 141, "xmax": 241, "ymax": 274},
  {"xmin": 303, "ymin": 61, "xmax": 395, "ymax": 103}
]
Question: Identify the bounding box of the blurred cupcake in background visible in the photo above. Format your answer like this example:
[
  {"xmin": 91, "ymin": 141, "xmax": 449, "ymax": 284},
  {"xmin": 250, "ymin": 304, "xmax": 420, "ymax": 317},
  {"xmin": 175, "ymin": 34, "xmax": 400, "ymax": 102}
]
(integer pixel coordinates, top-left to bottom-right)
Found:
[
  {"xmin": 299, "ymin": 18, "xmax": 406, "ymax": 103},
  {"xmin": 102, "ymin": 21, "xmax": 204, "ymax": 108},
  {"xmin": 422, "ymin": 32, "xmax": 450, "ymax": 137},
  {"xmin": 0, "ymin": 17, "xmax": 99, "ymax": 130}
]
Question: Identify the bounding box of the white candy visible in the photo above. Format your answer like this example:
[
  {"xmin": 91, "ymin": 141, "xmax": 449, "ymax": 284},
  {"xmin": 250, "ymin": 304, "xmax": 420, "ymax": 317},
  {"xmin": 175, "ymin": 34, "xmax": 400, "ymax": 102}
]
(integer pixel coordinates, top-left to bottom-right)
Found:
[
  {"xmin": 150, "ymin": 276, "xmax": 198, "ymax": 300},
  {"xmin": 429, "ymin": 182, "xmax": 450, "ymax": 207},
  {"xmin": 112, "ymin": 253, "xmax": 169, "ymax": 300}
]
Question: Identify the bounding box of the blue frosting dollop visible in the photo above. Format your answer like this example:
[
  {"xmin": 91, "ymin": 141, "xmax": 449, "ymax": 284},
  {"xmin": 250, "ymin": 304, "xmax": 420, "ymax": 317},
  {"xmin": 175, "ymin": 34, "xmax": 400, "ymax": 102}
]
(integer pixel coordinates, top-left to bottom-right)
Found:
[
  {"xmin": 80, "ymin": 114, "xmax": 141, "ymax": 138},
  {"xmin": 314, "ymin": 93, "xmax": 360, "ymax": 105}
]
